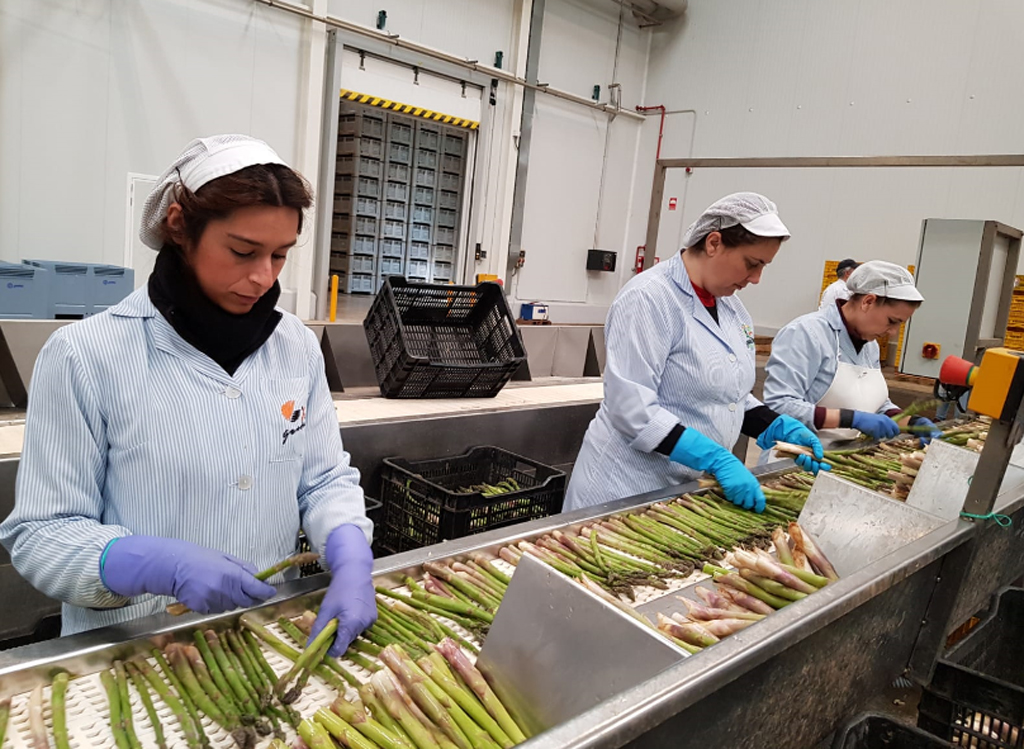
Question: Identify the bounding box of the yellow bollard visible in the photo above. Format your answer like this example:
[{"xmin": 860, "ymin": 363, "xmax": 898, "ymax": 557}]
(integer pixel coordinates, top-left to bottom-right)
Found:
[{"xmin": 329, "ymin": 274, "xmax": 339, "ymax": 322}]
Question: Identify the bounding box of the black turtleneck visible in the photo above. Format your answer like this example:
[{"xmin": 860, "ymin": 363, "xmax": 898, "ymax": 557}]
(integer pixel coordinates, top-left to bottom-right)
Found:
[{"xmin": 148, "ymin": 248, "xmax": 282, "ymax": 375}]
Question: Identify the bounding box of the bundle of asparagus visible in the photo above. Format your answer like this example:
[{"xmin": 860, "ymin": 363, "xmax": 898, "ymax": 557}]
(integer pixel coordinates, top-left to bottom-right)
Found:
[{"xmin": 657, "ymin": 522, "xmax": 839, "ymax": 652}]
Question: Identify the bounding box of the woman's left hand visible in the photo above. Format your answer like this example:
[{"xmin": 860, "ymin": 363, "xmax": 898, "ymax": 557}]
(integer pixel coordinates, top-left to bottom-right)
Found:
[
  {"xmin": 909, "ymin": 416, "xmax": 943, "ymax": 446},
  {"xmin": 757, "ymin": 414, "xmax": 832, "ymax": 475},
  {"xmin": 308, "ymin": 524, "xmax": 377, "ymax": 657}
]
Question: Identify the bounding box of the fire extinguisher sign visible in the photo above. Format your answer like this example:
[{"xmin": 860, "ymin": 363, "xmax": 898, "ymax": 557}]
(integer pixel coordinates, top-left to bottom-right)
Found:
[{"xmin": 668, "ymin": 197, "xmax": 678, "ymax": 210}]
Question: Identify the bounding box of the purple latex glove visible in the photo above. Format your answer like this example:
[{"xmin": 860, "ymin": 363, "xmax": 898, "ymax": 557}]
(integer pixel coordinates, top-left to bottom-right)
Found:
[
  {"xmin": 309, "ymin": 524, "xmax": 377, "ymax": 657},
  {"xmin": 100, "ymin": 535, "xmax": 276, "ymax": 614}
]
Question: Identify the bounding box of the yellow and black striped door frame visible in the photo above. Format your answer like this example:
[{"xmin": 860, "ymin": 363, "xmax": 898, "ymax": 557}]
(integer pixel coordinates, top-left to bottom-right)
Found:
[{"xmin": 340, "ymin": 88, "xmax": 479, "ymax": 130}]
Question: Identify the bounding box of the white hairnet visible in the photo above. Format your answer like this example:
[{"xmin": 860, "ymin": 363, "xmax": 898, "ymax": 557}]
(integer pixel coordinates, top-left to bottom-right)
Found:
[
  {"xmin": 846, "ymin": 261, "xmax": 924, "ymax": 302},
  {"xmin": 139, "ymin": 134, "xmax": 288, "ymax": 250},
  {"xmin": 680, "ymin": 192, "xmax": 790, "ymax": 249}
]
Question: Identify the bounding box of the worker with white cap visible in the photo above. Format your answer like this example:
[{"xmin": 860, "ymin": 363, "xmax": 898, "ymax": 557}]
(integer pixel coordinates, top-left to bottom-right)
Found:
[
  {"xmin": 0, "ymin": 135, "xmax": 376, "ymax": 653},
  {"xmin": 564, "ymin": 192, "xmax": 829, "ymax": 514},
  {"xmin": 818, "ymin": 258, "xmax": 859, "ymax": 311},
  {"xmin": 764, "ymin": 260, "xmax": 941, "ymax": 450}
]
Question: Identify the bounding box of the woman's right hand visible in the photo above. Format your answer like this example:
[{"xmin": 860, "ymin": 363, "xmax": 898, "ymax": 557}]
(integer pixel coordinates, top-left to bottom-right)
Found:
[
  {"xmin": 100, "ymin": 536, "xmax": 276, "ymax": 613},
  {"xmin": 669, "ymin": 428, "xmax": 766, "ymax": 513},
  {"xmin": 851, "ymin": 411, "xmax": 901, "ymax": 440}
]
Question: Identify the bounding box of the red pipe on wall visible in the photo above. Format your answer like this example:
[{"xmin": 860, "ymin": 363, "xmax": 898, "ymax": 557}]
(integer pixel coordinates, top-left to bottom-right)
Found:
[{"xmin": 636, "ymin": 104, "xmax": 667, "ymax": 160}]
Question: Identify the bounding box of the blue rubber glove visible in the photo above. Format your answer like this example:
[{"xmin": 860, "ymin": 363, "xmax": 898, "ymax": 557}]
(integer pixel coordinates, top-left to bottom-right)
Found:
[
  {"xmin": 670, "ymin": 428, "xmax": 765, "ymax": 513},
  {"xmin": 755, "ymin": 415, "xmax": 831, "ymax": 475},
  {"xmin": 851, "ymin": 411, "xmax": 901, "ymax": 441},
  {"xmin": 101, "ymin": 536, "xmax": 276, "ymax": 614},
  {"xmin": 309, "ymin": 524, "xmax": 377, "ymax": 657},
  {"xmin": 909, "ymin": 416, "xmax": 943, "ymax": 446}
]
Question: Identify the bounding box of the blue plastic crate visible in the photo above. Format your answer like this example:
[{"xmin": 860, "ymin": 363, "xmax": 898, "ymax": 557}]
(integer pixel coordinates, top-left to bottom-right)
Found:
[
  {"xmin": 91, "ymin": 265, "xmax": 134, "ymax": 311},
  {"xmin": 22, "ymin": 259, "xmax": 91, "ymax": 317},
  {"xmin": 0, "ymin": 262, "xmax": 50, "ymax": 319}
]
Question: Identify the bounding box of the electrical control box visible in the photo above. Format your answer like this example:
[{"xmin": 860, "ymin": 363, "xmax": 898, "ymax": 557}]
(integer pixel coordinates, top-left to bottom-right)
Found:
[{"xmin": 587, "ymin": 249, "xmax": 617, "ymax": 272}]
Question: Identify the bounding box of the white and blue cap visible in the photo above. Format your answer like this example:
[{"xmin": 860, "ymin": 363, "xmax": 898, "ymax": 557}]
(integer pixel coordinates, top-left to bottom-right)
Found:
[
  {"xmin": 139, "ymin": 134, "xmax": 288, "ymax": 250},
  {"xmin": 681, "ymin": 191, "xmax": 790, "ymax": 249},
  {"xmin": 846, "ymin": 260, "xmax": 924, "ymax": 302}
]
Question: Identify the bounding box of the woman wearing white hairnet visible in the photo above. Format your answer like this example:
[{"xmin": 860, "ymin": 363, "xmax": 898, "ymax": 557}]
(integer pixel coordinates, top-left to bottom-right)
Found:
[
  {"xmin": 763, "ymin": 260, "xmax": 941, "ymax": 451},
  {"xmin": 564, "ymin": 193, "xmax": 829, "ymax": 514},
  {"xmin": 0, "ymin": 135, "xmax": 376, "ymax": 654}
]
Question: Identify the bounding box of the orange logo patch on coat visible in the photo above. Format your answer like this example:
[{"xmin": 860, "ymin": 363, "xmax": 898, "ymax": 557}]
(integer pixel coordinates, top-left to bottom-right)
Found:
[{"xmin": 280, "ymin": 400, "xmax": 307, "ymax": 444}]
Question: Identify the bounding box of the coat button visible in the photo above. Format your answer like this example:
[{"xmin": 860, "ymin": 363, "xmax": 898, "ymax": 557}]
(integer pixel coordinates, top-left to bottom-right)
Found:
[
  {"xmin": 728, "ymin": 354, "xmax": 736, "ymax": 363},
  {"xmin": 225, "ymin": 387, "xmax": 241, "ymax": 399},
  {"xmin": 728, "ymin": 403, "xmax": 737, "ymax": 412},
  {"xmin": 238, "ymin": 475, "xmax": 253, "ymax": 491}
]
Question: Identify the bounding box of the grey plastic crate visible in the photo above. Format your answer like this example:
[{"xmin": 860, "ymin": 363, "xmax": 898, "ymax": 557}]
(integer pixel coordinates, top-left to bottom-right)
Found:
[
  {"xmin": 387, "ymin": 162, "xmax": 410, "ymax": 183},
  {"xmin": 415, "ymin": 168, "xmax": 436, "ymax": 188},
  {"xmin": 388, "ymin": 142, "xmax": 411, "ymax": 164},
  {"xmin": 331, "ymin": 231, "xmax": 376, "ymax": 256},
  {"xmin": 434, "ymin": 245, "xmax": 455, "ymax": 263},
  {"xmin": 389, "ymin": 117, "xmax": 414, "ymax": 145},
  {"xmin": 386, "ymin": 182, "xmax": 409, "ymax": 202},
  {"xmin": 407, "ymin": 241, "xmax": 430, "ymax": 261},
  {"xmin": 441, "ymin": 172, "xmax": 461, "ymax": 191},
  {"xmin": 439, "ymin": 190, "xmax": 460, "ymax": 210},
  {"xmin": 443, "ymin": 133, "xmax": 465, "ymax": 155},
  {"xmin": 438, "ymin": 208, "xmax": 457, "ymax": 228},
  {"xmin": 384, "ymin": 201, "xmax": 407, "ymax": 221},
  {"xmin": 337, "ymin": 135, "xmax": 384, "ymax": 160},
  {"xmin": 333, "ymin": 196, "xmax": 353, "ymax": 215},
  {"xmin": 335, "ymin": 173, "xmax": 355, "ymax": 194},
  {"xmin": 383, "ymin": 219, "xmax": 406, "ymax": 240},
  {"xmin": 358, "ymin": 176, "xmax": 381, "ymax": 199},
  {"xmin": 417, "ymin": 126, "xmax": 441, "ymax": 151},
  {"xmin": 436, "ymin": 226, "xmax": 456, "ymax": 245},
  {"xmin": 356, "ymin": 215, "xmax": 378, "ymax": 236},
  {"xmin": 342, "ymin": 272, "xmax": 376, "ymax": 294},
  {"xmin": 357, "ymin": 196, "xmax": 379, "ymax": 216},
  {"xmin": 330, "ymin": 253, "xmax": 376, "ymax": 275},
  {"xmin": 380, "ymin": 237, "xmax": 405, "ymax": 258},
  {"xmin": 413, "ymin": 205, "xmax": 434, "ymax": 224},
  {"xmin": 414, "ymin": 186, "xmax": 435, "ymax": 206},
  {"xmin": 410, "ymin": 224, "xmax": 431, "ymax": 243},
  {"xmin": 416, "ymin": 149, "xmax": 438, "ymax": 170},
  {"xmin": 336, "ymin": 154, "xmax": 383, "ymax": 181},
  {"xmin": 407, "ymin": 258, "xmax": 429, "ymax": 279},
  {"xmin": 431, "ymin": 260, "xmax": 453, "ymax": 281},
  {"xmin": 338, "ymin": 111, "xmax": 385, "ymax": 139},
  {"xmin": 442, "ymin": 153, "xmax": 461, "ymax": 173},
  {"xmin": 379, "ymin": 256, "xmax": 404, "ymax": 276}
]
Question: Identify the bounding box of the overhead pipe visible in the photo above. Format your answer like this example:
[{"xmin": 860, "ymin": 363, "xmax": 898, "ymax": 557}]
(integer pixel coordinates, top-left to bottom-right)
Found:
[
  {"xmin": 635, "ymin": 104, "xmax": 666, "ymax": 159},
  {"xmin": 255, "ymin": 0, "xmax": 645, "ymax": 122}
]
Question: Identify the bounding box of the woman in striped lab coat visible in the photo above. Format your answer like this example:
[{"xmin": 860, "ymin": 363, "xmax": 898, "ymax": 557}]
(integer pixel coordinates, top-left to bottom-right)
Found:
[
  {"xmin": 0, "ymin": 135, "xmax": 376, "ymax": 654},
  {"xmin": 763, "ymin": 260, "xmax": 940, "ymax": 452},
  {"xmin": 564, "ymin": 193, "xmax": 829, "ymax": 514}
]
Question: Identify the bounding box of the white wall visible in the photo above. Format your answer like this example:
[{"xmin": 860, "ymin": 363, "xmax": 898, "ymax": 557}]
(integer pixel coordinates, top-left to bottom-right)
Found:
[
  {"xmin": 641, "ymin": 0, "xmax": 1024, "ymax": 334},
  {"xmin": 0, "ymin": 0, "xmax": 307, "ymax": 272},
  {"xmin": 511, "ymin": 0, "xmax": 652, "ymax": 318}
]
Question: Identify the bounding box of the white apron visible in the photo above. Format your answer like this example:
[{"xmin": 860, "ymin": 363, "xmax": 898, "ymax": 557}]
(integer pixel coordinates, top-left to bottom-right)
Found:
[{"xmin": 815, "ymin": 334, "xmax": 890, "ymax": 448}]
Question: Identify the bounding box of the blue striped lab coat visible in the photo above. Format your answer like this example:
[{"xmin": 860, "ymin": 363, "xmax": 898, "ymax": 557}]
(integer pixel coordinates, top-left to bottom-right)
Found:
[
  {"xmin": 0, "ymin": 287, "xmax": 371, "ymax": 635},
  {"xmin": 763, "ymin": 301, "xmax": 898, "ymax": 427},
  {"xmin": 564, "ymin": 252, "xmax": 762, "ymax": 511}
]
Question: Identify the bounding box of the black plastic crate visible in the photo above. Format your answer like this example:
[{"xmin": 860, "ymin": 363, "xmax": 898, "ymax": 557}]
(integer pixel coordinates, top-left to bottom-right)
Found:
[
  {"xmin": 919, "ymin": 587, "xmax": 1024, "ymax": 749},
  {"xmin": 363, "ymin": 275, "xmax": 526, "ymax": 399},
  {"xmin": 834, "ymin": 713, "xmax": 955, "ymax": 748},
  {"xmin": 297, "ymin": 496, "xmax": 384, "ymax": 575},
  {"xmin": 377, "ymin": 446, "xmax": 566, "ymax": 553}
]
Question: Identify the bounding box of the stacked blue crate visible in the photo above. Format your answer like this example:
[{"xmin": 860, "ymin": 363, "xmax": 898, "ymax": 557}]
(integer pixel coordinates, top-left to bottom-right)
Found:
[
  {"xmin": 0, "ymin": 262, "xmax": 50, "ymax": 319},
  {"xmin": 22, "ymin": 259, "xmax": 91, "ymax": 318},
  {"xmin": 21, "ymin": 260, "xmax": 133, "ymax": 318}
]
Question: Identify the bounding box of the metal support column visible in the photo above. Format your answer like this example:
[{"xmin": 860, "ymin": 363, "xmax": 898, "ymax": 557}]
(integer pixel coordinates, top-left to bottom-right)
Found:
[
  {"xmin": 506, "ymin": 0, "xmax": 545, "ymax": 281},
  {"xmin": 314, "ymin": 29, "xmax": 345, "ymax": 320},
  {"xmin": 643, "ymin": 163, "xmax": 667, "ymax": 269}
]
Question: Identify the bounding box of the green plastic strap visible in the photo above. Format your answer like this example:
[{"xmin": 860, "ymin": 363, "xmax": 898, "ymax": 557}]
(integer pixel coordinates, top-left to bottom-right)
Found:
[{"xmin": 959, "ymin": 511, "xmax": 1013, "ymax": 527}]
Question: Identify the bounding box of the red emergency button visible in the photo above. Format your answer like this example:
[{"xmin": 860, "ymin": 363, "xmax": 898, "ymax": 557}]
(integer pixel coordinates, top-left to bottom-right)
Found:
[{"xmin": 922, "ymin": 342, "xmax": 941, "ymax": 359}]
